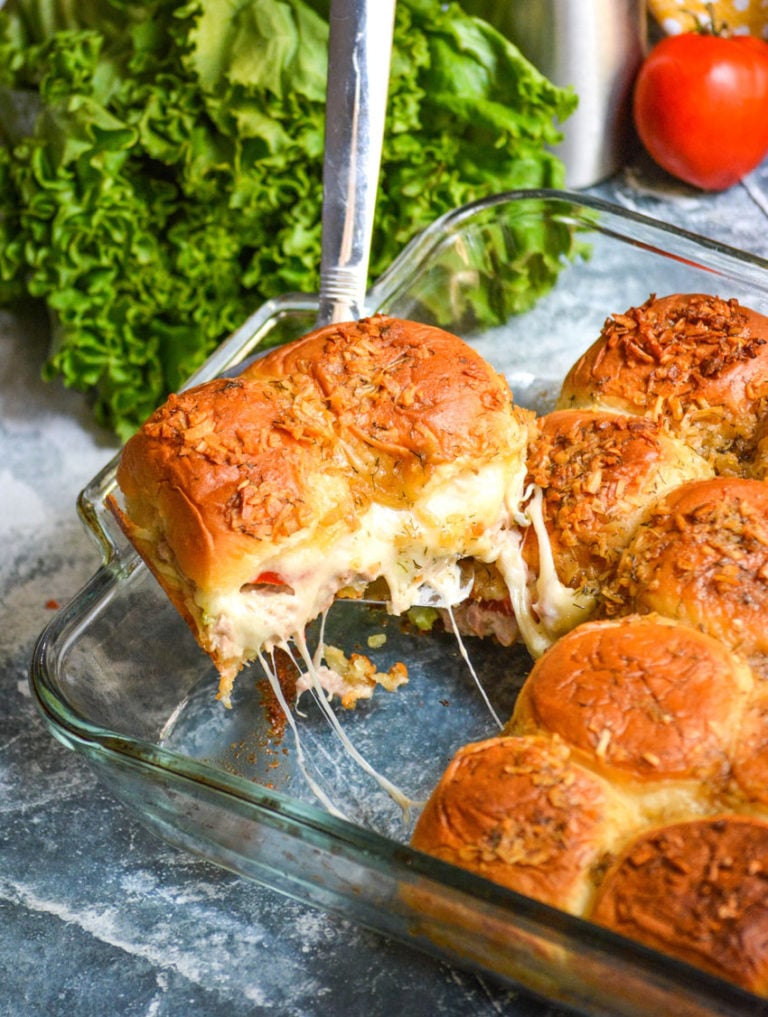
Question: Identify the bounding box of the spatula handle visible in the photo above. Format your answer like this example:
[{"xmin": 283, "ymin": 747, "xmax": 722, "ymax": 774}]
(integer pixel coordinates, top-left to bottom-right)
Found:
[{"xmin": 317, "ymin": 0, "xmax": 396, "ymax": 326}]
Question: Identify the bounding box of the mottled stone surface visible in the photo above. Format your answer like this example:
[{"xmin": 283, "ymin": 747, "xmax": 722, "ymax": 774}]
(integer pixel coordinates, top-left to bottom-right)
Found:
[{"xmin": 3, "ymin": 154, "xmax": 768, "ymax": 1016}]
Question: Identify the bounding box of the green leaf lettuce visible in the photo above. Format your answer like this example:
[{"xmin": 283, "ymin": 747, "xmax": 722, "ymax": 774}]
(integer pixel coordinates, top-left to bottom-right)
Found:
[{"xmin": 0, "ymin": 0, "xmax": 576, "ymax": 438}]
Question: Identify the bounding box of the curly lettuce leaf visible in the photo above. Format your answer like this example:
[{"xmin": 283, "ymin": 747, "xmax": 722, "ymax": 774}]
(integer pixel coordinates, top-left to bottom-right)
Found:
[{"xmin": 0, "ymin": 0, "xmax": 576, "ymax": 439}]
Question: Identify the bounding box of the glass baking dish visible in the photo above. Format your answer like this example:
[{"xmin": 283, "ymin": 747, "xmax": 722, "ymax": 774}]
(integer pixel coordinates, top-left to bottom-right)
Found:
[{"xmin": 30, "ymin": 190, "xmax": 768, "ymax": 1017}]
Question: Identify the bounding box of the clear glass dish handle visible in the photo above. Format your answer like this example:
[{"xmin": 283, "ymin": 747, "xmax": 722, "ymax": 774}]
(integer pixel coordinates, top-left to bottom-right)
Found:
[{"xmin": 317, "ymin": 0, "xmax": 396, "ymax": 326}]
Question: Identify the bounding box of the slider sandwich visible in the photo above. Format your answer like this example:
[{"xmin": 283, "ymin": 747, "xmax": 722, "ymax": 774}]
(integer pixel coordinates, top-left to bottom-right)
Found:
[
  {"xmin": 411, "ymin": 733, "xmax": 635, "ymax": 916},
  {"xmin": 113, "ymin": 315, "xmax": 533, "ymax": 706},
  {"xmin": 509, "ymin": 614, "xmax": 753, "ymax": 822},
  {"xmin": 608, "ymin": 476, "xmax": 768, "ymax": 673},
  {"xmin": 558, "ymin": 292, "xmax": 768, "ymax": 476},
  {"xmin": 520, "ymin": 408, "xmax": 712, "ymax": 640}
]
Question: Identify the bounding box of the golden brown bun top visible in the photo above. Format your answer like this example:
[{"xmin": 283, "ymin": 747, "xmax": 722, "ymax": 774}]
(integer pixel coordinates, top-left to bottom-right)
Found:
[
  {"xmin": 591, "ymin": 815, "xmax": 768, "ymax": 994},
  {"xmin": 117, "ymin": 315, "xmax": 529, "ymax": 592},
  {"xmin": 609, "ymin": 477, "xmax": 768, "ymax": 663},
  {"xmin": 411, "ymin": 734, "xmax": 632, "ymax": 915},
  {"xmin": 117, "ymin": 375, "xmax": 356, "ymax": 590},
  {"xmin": 511, "ymin": 615, "xmax": 752, "ymax": 784},
  {"xmin": 244, "ymin": 315, "xmax": 530, "ymax": 504},
  {"xmin": 522, "ymin": 408, "xmax": 712, "ymax": 589},
  {"xmin": 558, "ymin": 294, "xmax": 768, "ymax": 468}
]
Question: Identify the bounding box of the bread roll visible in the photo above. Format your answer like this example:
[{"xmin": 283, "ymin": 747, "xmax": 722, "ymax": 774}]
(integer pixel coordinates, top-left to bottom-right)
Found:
[
  {"xmin": 113, "ymin": 315, "xmax": 532, "ymax": 703},
  {"xmin": 608, "ymin": 477, "xmax": 768, "ymax": 672},
  {"xmin": 411, "ymin": 734, "xmax": 638, "ymax": 916},
  {"xmin": 558, "ymin": 293, "xmax": 768, "ymax": 474},
  {"xmin": 509, "ymin": 615, "xmax": 752, "ymax": 820},
  {"xmin": 591, "ymin": 815, "xmax": 768, "ymax": 995},
  {"xmin": 521, "ymin": 409, "xmax": 712, "ymax": 632}
]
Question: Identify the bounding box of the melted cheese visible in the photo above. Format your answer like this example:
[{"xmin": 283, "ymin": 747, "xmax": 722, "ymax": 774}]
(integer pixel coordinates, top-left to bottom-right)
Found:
[
  {"xmin": 256, "ymin": 647, "xmax": 348, "ymax": 819},
  {"xmin": 195, "ymin": 456, "xmax": 540, "ymax": 819},
  {"xmin": 200, "ymin": 457, "xmax": 527, "ymax": 672},
  {"xmin": 501, "ymin": 485, "xmax": 596, "ymax": 659},
  {"xmin": 441, "ymin": 604, "xmax": 503, "ymax": 730},
  {"xmin": 254, "ymin": 632, "xmax": 420, "ymax": 821}
]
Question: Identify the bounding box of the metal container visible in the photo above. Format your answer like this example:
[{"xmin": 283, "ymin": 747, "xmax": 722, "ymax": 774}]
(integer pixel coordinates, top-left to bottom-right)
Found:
[{"xmin": 488, "ymin": 1, "xmax": 647, "ymax": 188}]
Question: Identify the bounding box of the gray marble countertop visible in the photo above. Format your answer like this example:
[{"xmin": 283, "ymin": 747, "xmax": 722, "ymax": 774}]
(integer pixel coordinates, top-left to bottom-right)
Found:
[{"xmin": 4, "ymin": 151, "xmax": 768, "ymax": 1017}]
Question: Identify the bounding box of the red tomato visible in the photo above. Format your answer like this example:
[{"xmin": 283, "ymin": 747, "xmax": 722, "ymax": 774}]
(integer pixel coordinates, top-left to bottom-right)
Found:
[
  {"xmin": 633, "ymin": 30, "xmax": 768, "ymax": 191},
  {"xmin": 253, "ymin": 571, "xmax": 284, "ymax": 585}
]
